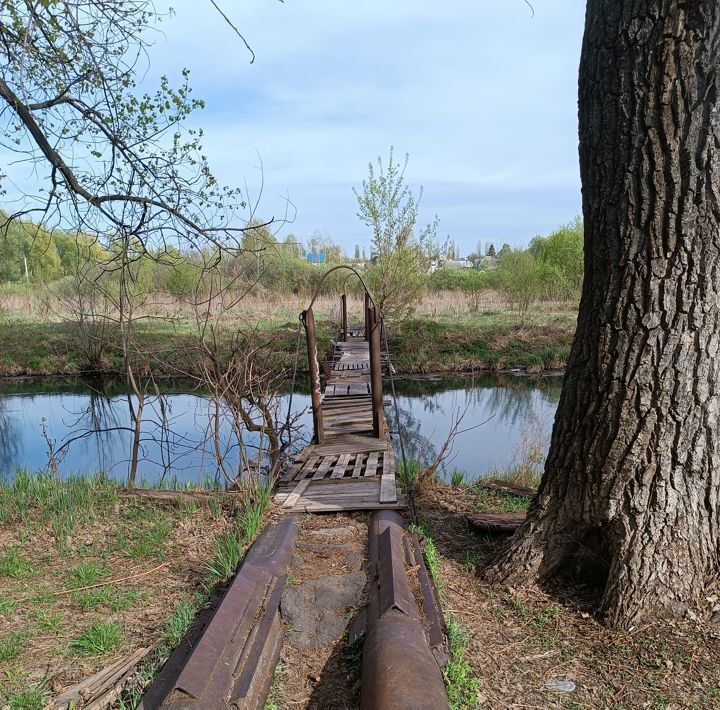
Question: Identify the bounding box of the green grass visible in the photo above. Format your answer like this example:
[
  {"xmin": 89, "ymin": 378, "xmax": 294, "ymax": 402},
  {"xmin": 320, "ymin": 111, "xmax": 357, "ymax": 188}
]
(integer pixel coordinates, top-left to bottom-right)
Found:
[
  {"xmin": 472, "ymin": 487, "xmax": 531, "ymax": 514},
  {"xmin": 450, "ymin": 469, "xmax": 466, "ymax": 486},
  {"xmin": 414, "ymin": 522, "xmax": 480, "ymax": 709},
  {"xmin": 69, "ymin": 621, "xmax": 123, "ymax": 656},
  {"xmin": 444, "ymin": 617, "xmax": 481, "ymax": 710},
  {"xmin": 397, "ymin": 458, "xmax": 423, "ymax": 490},
  {"xmin": 29, "ymin": 609, "xmax": 63, "ymax": 633},
  {"xmin": 0, "ymin": 303, "xmax": 575, "ymax": 378},
  {"xmin": 0, "ymin": 633, "xmax": 27, "ymax": 662},
  {"xmin": 205, "ymin": 525, "xmax": 245, "ymax": 583},
  {"xmin": 117, "ymin": 505, "xmax": 172, "ymax": 559},
  {"xmin": 0, "ymin": 598, "xmax": 18, "ymax": 615},
  {"xmin": 67, "ymin": 562, "xmax": 110, "ymax": 588},
  {"xmin": 205, "ymin": 482, "xmax": 270, "ymax": 585},
  {"xmin": 163, "ymin": 593, "xmax": 207, "ymax": 647},
  {"xmin": 72, "ymin": 586, "xmax": 138, "ymax": 612},
  {"xmin": 3, "ymin": 688, "xmax": 48, "ymax": 710},
  {"xmin": 0, "ymin": 548, "xmax": 34, "ymax": 579},
  {"xmin": 0, "ymin": 472, "xmax": 118, "ymax": 543}
]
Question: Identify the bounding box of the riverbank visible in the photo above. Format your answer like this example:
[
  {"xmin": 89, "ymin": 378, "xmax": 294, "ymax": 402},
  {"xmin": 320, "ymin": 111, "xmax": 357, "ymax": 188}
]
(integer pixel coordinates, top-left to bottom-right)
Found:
[
  {"xmin": 0, "ymin": 474, "xmax": 271, "ymax": 707},
  {"xmin": 0, "ymin": 303, "xmax": 576, "ymax": 378},
  {"xmin": 415, "ymin": 480, "xmax": 720, "ymax": 708}
]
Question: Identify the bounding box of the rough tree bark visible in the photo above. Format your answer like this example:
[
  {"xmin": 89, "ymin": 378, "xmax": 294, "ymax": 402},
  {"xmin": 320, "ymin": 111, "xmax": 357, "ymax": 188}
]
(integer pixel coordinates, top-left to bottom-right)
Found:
[{"xmin": 485, "ymin": 1, "xmax": 720, "ymax": 629}]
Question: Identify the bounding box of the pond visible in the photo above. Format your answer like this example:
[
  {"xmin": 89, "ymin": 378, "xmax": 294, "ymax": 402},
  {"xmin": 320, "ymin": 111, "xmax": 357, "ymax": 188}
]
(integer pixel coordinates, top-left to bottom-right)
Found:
[{"xmin": 0, "ymin": 375, "xmax": 562, "ymax": 486}]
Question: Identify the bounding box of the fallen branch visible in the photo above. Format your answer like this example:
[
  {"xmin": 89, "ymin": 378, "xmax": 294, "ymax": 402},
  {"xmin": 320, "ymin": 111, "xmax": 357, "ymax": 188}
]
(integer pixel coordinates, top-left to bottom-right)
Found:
[{"xmin": 49, "ymin": 562, "xmax": 170, "ymax": 597}]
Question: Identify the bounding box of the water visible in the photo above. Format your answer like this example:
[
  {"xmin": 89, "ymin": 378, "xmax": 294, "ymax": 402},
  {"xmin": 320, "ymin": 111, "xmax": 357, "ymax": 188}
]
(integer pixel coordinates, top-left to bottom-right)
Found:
[{"xmin": 0, "ymin": 375, "xmax": 562, "ymax": 485}]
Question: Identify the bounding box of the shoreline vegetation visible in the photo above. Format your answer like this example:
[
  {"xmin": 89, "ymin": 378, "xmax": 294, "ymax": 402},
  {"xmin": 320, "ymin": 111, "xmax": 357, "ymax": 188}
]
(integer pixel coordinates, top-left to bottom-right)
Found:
[{"xmin": 0, "ymin": 292, "xmax": 576, "ymax": 380}]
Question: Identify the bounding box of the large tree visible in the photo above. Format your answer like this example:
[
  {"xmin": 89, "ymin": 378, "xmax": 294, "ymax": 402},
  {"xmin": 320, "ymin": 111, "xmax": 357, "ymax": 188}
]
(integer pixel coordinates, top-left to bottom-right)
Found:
[{"xmin": 486, "ymin": 2, "xmax": 720, "ymax": 629}]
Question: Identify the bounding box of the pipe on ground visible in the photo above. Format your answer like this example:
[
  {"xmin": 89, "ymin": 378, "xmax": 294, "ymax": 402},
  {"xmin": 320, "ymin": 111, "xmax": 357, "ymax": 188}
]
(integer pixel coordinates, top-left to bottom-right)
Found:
[{"xmin": 361, "ymin": 510, "xmax": 449, "ymax": 710}]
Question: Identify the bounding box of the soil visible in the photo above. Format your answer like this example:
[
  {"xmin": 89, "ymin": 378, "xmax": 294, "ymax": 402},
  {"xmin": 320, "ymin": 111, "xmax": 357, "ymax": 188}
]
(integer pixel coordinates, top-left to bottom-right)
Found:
[
  {"xmin": 416, "ymin": 482, "xmax": 720, "ymax": 708},
  {"xmin": 270, "ymin": 512, "xmax": 370, "ymax": 710}
]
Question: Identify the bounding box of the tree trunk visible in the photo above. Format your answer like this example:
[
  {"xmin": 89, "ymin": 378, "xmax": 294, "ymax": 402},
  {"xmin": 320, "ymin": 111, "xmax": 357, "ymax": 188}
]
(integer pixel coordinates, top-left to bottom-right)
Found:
[{"xmin": 485, "ymin": 1, "xmax": 720, "ymax": 629}]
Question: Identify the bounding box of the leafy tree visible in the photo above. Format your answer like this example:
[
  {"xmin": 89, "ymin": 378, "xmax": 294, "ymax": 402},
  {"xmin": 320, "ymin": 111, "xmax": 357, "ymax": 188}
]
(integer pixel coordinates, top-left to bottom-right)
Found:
[
  {"xmin": 0, "ymin": 213, "xmax": 61, "ymax": 282},
  {"xmin": 486, "ymin": 0, "xmax": 720, "ymax": 629},
  {"xmin": 353, "ymin": 148, "xmax": 439, "ymax": 321},
  {"xmin": 307, "ymin": 229, "xmax": 343, "ymax": 263},
  {"xmin": 530, "ymin": 217, "xmax": 584, "ymax": 300},
  {"xmin": 495, "ymin": 249, "xmax": 540, "ymax": 313},
  {"xmin": 354, "ymin": 244, "xmax": 361, "ymax": 260},
  {"xmin": 487, "ymin": 243, "xmax": 496, "ymax": 257},
  {"xmin": 282, "ymin": 234, "xmax": 304, "ymax": 259}
]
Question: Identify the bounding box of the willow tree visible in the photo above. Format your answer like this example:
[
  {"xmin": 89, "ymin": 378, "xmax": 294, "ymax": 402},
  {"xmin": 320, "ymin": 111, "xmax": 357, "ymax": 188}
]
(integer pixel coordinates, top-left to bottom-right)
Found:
[{"xmin": 487, "ymin": 2, "xmax": 720, "ymax": 629}]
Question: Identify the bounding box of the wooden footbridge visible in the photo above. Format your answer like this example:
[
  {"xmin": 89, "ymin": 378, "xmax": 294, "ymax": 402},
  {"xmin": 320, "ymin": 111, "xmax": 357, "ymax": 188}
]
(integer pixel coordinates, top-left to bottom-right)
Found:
[
  {"xmin": 275, "ymin": 294, "xmax": 406, "ymax": 514},
  {"xmin": 141, "ymin": 270, "xmax": 449, "ymax": 710}
]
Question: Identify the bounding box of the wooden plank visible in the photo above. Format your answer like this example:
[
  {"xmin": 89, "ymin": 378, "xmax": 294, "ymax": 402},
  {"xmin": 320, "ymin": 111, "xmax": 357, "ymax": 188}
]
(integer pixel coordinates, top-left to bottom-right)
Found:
[
  {"xmin": 379, "ymin": 473, "xmax": 397, "ymax": 503},
  {"xmin": 282, "ymin": 477, "xmax": 311, "ymax": 509},
  {"xmin": 293, "ymin": 455, "xmax": 320, "ymax": 481},
  {"xmin": 312, "ymin": 455, "xmax": 336, "ymax": 480},
  {"xmin": 293, "ymin": 499, "xmax": 406, "ymax": 513},
  {"xmin": 364, "ymin": 451, "xmax": 379, "ymax": 477},
  {"xmin": 330, "ymin": 453, "xmax": 351, "ymax": 479},
  {"xmin": 352, "ymin": 453, "xmax": 365, "ymax": 478}
]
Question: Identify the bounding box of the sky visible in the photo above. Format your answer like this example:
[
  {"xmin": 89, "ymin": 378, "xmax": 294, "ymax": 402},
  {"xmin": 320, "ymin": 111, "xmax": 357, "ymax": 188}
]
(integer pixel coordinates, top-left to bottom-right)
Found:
[{"xmin": 9, "ymin": 1, "xmax": 588, "ymax": 257}]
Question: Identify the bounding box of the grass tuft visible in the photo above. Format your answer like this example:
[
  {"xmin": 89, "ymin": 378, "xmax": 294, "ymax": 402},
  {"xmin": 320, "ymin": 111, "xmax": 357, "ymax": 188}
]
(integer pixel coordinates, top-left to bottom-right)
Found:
[
  {"xmin": 450, "ymin": 469, "xmax": 466, "ymax": 486},
  {"xmin": 0, "ymin": 632, "xmax": 27, "ymax": 662},
  {"xmin": 67, "ymin": 562, "xmax": 109, "ymax": 588},
  {"xmin": 0, "ymin": 548, "xmax": 34, "ymax": 579},
  {"xmin": 3, "ymin": 688, "xmax": 48, "ymax": 710},
  {"xmin": 444, "ymin": 617, "xmax": 481, "ymax": 709},
  {"xmin": 69, "ymin": 621, "xmax": 123, "ymax": 656}
]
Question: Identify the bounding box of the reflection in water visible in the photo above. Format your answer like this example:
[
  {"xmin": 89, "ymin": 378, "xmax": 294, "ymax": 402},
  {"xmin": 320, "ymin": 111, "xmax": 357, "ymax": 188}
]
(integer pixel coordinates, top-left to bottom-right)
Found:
[
  {"xmin": 0, "ymin": 375, "xmax": 562, "ymax": 484},
  {"xmin": 389, "ymin": 375, "xmax": 562, "ymax": 480},
  {"xmin": 0, "ymin": 396, "xmax": 20, "ymax": 473}
]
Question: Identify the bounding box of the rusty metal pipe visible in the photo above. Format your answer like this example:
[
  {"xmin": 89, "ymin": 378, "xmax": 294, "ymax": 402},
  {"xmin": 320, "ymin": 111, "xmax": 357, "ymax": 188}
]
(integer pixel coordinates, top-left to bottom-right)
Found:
[
  {"xmin": 361, "ymin": 511, "xmax": 449, "ymax": 710},
  {"xmin": 302, "ymin": 307, "xmax": 324, "ymax": 444}
]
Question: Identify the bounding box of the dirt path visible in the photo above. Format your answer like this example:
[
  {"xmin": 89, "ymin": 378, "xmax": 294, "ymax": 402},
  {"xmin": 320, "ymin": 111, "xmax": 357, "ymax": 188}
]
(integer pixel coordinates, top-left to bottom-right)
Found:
[{"xmin": 270, "ymin": 512, "xmax": 369, "ymax": 709}]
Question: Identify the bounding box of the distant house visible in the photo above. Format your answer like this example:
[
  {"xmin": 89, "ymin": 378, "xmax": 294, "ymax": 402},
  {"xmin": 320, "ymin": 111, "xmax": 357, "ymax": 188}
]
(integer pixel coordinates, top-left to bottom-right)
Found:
[
  {"xmin": 442, "ymin": 258, "xmax": 472, "ymax": 269},
  {"xmin": 477, "ymin": 255, "xmax": 498, "ymax": 271}
]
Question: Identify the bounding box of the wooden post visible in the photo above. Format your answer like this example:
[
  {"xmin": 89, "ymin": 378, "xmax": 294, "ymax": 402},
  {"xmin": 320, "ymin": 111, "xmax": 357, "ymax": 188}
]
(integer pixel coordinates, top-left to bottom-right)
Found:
[
  {"xmin": 368, "ymin": 306, "xmax": 385, "ymax": 439},
  {"xmin": 302, "ymin": 308, "xmax": 324, "ymax": 444},
  {"xmin": 364, "ymin": 291, "xmax": 371, "ymax": 340},
  {"xmin": 341, "ymin": 294, "xmax": 348, "ymax": 342}
]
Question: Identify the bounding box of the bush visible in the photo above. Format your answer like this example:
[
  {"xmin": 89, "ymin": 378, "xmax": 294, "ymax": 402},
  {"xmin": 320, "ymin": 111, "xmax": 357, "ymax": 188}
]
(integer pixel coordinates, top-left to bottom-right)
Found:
[
  {"xmin": 496, "ymin": 250, "xmax": 542, "ymax": 313},
  {"xmin": 529, "ymin": 217, "xmax": 583, "ymax": 301}
]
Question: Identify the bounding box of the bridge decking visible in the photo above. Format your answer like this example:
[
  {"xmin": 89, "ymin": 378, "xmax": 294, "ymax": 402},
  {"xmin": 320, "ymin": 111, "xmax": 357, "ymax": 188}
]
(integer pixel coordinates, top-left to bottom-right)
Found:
[{"xmin": 275, "ymin": 326, "xmax": 406, "ymax": 513}]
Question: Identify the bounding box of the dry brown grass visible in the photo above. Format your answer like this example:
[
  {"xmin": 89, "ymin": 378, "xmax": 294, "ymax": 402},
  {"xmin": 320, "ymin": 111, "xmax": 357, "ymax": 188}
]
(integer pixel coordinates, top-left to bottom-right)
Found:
[{"xmin": 416, "ymin": 483, "xmax": 720, "ymax": 708}]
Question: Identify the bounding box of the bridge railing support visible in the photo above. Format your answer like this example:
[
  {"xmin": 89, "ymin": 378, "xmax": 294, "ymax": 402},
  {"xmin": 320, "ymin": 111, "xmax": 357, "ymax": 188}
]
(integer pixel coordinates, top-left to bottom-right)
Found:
[
  {"xmin": 341, "ymin": 294, "xmax": 348, "ymax": 342},
  {"xmin": 368, "ymin": 305, "xmax": 385, "ymax": 440},
  {"xmin": 302, "ymin": 307, "xmax": 324, "ymax": 444},
  {"xmin": 364, "ymin": 292, "xmax": 370, "ymax": 340}
]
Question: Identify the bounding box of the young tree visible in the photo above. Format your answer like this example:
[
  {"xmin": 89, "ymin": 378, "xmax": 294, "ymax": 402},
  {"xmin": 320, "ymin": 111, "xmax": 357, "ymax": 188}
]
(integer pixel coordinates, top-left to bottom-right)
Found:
[
  {"xmin": 486, "ymin": 1, "xmax": 720, "ymax": 629},
  {"xmin": 353, "ymin": 148, "xmax": 439, "ymax": 320},
  {"xmin": 354, "ymin": 243, "xmax": 361, "ymax": 260}
]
